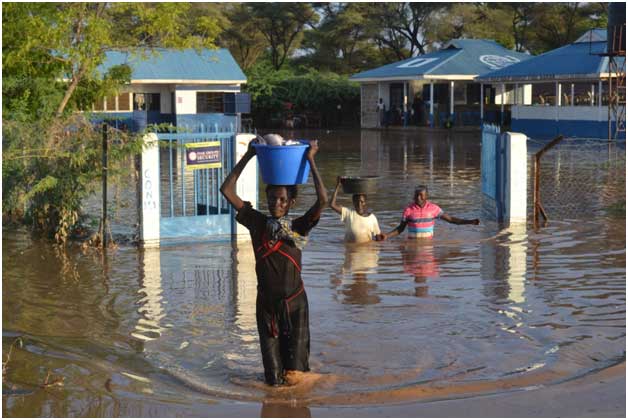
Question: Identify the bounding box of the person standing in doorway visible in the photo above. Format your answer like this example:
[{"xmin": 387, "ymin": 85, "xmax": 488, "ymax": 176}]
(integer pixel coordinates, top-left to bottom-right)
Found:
[{"xmin": 376, "ymin": 98, "xmax": 385, "ymax": 128}]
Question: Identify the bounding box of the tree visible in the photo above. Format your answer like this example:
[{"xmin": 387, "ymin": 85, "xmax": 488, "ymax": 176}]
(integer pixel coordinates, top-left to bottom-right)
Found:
[
  {"xmin": 429, "ymin": 4, "xmax": 517, "ymax": 49},
  {"xmin": 218, "ymin": 3, "xmax": 268, "ymax": 71},
  {"xmin": 300, "ymin": 3, "xmax": 384, "ymax": 74},
  {"xmin": 373, "ymin": 3, "xmax": 451, "ymax": 59},
  {"xmin": 3, "ymin": 3, "xmax": 220, "ymax": 119},
  {"xmin": 2, "ymin": 3, "xmax": 222, "ymax": 242},
  {"xmin": 249, "ymin": 3, "xmax": 319, "ymax": 70},
  {"xmin": 423, "ymin": 2, "xmax": 607, "ymax": 54},
  {"xmin": 526, "ymin": 2, "xmax": 607, "ymax": 54}
]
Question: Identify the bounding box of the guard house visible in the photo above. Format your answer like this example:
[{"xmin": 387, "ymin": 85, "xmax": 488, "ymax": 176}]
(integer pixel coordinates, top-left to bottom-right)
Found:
[
  {"xmin": 92, "ymin": 48, "xmax": 249, "ymax": 132},
  {"xmin": 350, "ymin": 39, "xmax": 530, "ymax": 128},
  {"xmin": 476, "ymin": 29, "xmax": 626, "ymax": 139},
  {"xmin": 88, "ymin": 49, "xmax": 258, "ymax": 245}
]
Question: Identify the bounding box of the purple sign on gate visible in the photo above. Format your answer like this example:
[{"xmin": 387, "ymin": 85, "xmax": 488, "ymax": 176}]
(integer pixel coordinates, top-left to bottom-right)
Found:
[{"xmin": 185, "ymin": 141, "xmax": 222, "ymax": 170}]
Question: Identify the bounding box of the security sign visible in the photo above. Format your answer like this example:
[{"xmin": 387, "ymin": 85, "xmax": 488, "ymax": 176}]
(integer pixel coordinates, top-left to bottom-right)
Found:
[{"xmin": 185, "ymin": 141, "xmax": 222, "ymax": 170}]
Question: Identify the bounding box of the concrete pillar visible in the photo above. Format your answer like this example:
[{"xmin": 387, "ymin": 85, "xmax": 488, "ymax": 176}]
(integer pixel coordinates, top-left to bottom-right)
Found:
[
  {"xmin": 556, "ymin": 82, "xmax": 561, "ymax": 123},
  {"xmin": 598, "ymin": 80, "xmax": 602, "ymax": 108},
  {"xmin": 141, "ymin": 133, "xmax": 161, "ymax": 247},
  {"xmin": 570, "ymin": 83, "xmax": 574, "ymax": 106},
  {"xmin": 500, "ymin": 83, "xmax": 505, "ymax": 125},
  {"xmin": 234, "ymin": 134, "xmax": 258, "ymax": 241},
  {"xmin": 403, "ymin": 82, "xmax": 408, "ymax": 127},
  {"xmin": 480, "ymin": 83, "xmax": 484, "ymax": 121},
  {"xmin": 450, "ymin": 80, "xmax": 455, "ymax": 115},
  {"xmin": 503, "ymin": 132, "xmax": 527, "ymax": 224},
  {"xmin": 429, "ymin": 82, "xmax": 434, "ymax": 127}
]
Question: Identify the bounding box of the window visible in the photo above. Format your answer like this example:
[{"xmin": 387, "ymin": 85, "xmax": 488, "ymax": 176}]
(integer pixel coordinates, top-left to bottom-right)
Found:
[
  {"xmin": 197, "ymin": 92, "xmax": 224, "ymax": 113},
  {"xmin": 91, "ymin": 93, "xmax": 131, "ymax": 112},
  {"xmin": 454, "ymin": 83, "xmax": 466, "ymax": 104},
  {"xmin": 531, "ymin": 83, "xmax": 556, "ymax": 106},
  {"xmin": 105, "ymin": 95, "xmax": 117, "ymax": 111},
  {"xmin": 466, "ymin": 84, "xmax": 481, "ymax": 105},
  {"xmin": 134, "ymin": 93, "xmax": 160, "ymax": 111},
  {"xmin": 117, "ymin": 92, "xmax": 131, "ymax": 111},
  {"xmin": 93, "ymin": 98, "xmax": 105, "ymax": 111}
]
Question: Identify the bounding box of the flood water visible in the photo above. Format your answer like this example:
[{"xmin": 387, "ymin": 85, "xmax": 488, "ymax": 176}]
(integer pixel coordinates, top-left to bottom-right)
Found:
[{"xmin": 3, "ymin": 129, "xmax": 626, "ymax": 416}]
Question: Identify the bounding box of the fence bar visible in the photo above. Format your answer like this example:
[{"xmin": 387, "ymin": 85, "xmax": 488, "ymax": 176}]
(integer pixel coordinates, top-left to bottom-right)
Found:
[
  {"xmin": 181, "ymin": 139, "xmax": 186, "ymax": 216},
  {"xmin": 169, "ymin": 139, "xmax": 174, "ymax": 217},
  {"xmin": 102, "ymin": 123, "xmax": 108, "ymax": 249},
  {"xmin": 206, "ymin": 166, "xmax": 210, "ymax": 215},
  {"xmin": 533, "ymin": 135, "xmax": 563, "ymax": 226}
]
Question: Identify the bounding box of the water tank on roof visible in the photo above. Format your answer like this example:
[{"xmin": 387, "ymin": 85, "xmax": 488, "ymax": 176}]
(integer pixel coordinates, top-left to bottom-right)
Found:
[{"xmin": 607, "ymin": 2, "xmax": 626, "ymax": 55}]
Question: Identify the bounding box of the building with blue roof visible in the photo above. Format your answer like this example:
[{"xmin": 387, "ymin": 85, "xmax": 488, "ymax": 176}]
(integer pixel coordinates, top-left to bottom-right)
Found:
[
  {"xmin": 91, "ymin": 48, "xmax": 248, "ymax": 132},
  {"xmin": 350, "ymin": 39, "xmax": 530, "ymax": 128},
  {"xmin": 477, "ymin": 29, "xmax": 625, "ymax": 139}
]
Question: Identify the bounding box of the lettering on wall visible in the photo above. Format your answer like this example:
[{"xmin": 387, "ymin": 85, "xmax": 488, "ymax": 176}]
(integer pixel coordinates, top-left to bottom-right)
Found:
[{"xmin": 143, "ymin": 168, "xmax": 157, "ymax": 211}]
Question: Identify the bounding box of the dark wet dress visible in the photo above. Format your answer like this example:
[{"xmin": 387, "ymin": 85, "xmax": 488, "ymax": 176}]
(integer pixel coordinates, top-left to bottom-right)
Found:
[{"xmin": 236, "ymin": 202, "xmax": 319, "ymax": 385}]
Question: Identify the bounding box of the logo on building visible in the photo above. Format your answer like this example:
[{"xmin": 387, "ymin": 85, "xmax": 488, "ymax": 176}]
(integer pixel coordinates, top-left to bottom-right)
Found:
[
  {"xmin": 479, "ymin": 55, "xmax": 520, "ymax": 70},
  {"xmin": 397, "ymin": 58, "xmax": 439, "ymax": 68}
]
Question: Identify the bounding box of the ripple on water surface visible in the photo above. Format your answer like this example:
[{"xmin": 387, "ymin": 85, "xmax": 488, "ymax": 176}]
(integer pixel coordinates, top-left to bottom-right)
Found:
[{"xmin": 2, "ymin": 130, "xmax": 625, "ymax": 414}]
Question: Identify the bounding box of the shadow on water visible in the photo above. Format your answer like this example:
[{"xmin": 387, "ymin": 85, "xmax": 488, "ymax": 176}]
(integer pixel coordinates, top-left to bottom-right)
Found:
[{"xmin": 2, "ymin": 129, "xmax": 626, "ymax": 416}]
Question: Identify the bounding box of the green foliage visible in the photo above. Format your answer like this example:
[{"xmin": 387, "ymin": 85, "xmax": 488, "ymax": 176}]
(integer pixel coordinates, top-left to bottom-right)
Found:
[
  {"xmin": 246, "ymin": 62, "xmax": 360, "ymax": 127},
  {"xmin": 248, "ymin": 3, "xmax": 319, "ymax": 70},
  {"xmin": 2, "ymin": 3, "xmax": 220, "ymax": 243},
  {"xmin": 2, "ymin": 115, "xmax": 144, "ymax": 243}
]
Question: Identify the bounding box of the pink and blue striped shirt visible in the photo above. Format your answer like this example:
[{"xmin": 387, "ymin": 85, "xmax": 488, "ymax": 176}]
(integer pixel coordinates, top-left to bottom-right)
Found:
[{"xmin": 402, "ymin": 201, "xmax": 443, "ymax": 238}]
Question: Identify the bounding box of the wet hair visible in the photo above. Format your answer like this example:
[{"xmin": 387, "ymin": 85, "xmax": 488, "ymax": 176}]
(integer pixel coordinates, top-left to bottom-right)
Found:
[
  {"xmin": 266, "ymin": 184, "xmax": 298, "ymax": 200},
  {"xmin": 414, "ymin": 185, "xmax": 428, "ymax": 194}
]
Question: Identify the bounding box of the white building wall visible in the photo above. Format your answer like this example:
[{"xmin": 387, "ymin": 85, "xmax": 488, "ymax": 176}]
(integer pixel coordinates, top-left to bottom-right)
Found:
[
  {"xmin": 175, "ymin": 90, "xmax": 197, "ymax": 114},
  {"xmin": 512, "ymin": 105, "xmax": 609, "ymax": 121}
]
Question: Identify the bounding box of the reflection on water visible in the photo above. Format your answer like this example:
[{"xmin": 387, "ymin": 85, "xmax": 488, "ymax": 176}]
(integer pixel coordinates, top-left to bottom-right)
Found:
[
  {"xmin": 331, "ymin": 243, "xmax": 381, "ymax": 305},
  {"xmin": 3, "ymin": 129, "xmax": 625, "ymax": 416},
  {"xmin": 401, "ymin": 241, "xmax": 439, "ymax": 297}
]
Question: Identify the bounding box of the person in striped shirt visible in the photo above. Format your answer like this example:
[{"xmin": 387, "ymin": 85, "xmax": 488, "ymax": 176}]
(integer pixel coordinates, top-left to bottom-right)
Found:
[{"xmin": 382, "ymin": 185, "xmax": 479, "ymax": 240}]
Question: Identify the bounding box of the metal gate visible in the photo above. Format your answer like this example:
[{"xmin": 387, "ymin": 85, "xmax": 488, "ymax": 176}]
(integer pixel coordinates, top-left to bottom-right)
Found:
[{"xmin": 156, "ymin": 131, "xmax": 235, "ymax": 240}]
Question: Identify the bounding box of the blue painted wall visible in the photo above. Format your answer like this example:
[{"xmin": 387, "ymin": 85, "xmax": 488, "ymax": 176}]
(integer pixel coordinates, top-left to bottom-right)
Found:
[
  {"xmin": 90, "ymin": 112, "xmax": 236, "ymax": 133},
  {"xmin": 512, "ymin": 119, "xmax": 625, "ymax": 140},
  {"xmin": 176, "ymin": 114, "xmax": 237, "ymax": 132}
]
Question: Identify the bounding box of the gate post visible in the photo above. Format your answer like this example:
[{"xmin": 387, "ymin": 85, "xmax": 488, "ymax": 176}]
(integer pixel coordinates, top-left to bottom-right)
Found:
[
  {"xmin": 234, "ymin": 134, "xmax": 259, "ymax": 241},
  {"xmin": 140, "ymin": 133, "xmax": 161, "ymax": 247},
  {"xmin": 502, "ymin": 132, "xmax": 527, "ymax": 224}
]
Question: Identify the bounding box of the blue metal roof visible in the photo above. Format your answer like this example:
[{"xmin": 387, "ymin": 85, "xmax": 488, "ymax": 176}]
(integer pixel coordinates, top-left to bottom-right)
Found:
[
  {"xmin": 478, "ymin": 30, "xmax": 624, "ymax": 81},
  {"xmin": 98, "ymin": 48, "xmax": 246, "ymax": 83},
  {"xmin": 350, "ymin": 39, "xmax": 530, "ymax": 81}
]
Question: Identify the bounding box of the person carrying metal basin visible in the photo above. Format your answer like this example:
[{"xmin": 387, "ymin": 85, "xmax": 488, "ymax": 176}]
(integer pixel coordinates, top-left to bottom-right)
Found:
[{"xmin": 330, "ymin": 176, "xmax": 384, "ymax": 243}]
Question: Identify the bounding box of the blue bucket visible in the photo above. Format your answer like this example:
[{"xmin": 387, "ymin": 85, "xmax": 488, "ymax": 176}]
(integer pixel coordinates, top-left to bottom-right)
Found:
[{"xmin": 252, "ymin": 142, "xmax": 311, "ymax": 185}]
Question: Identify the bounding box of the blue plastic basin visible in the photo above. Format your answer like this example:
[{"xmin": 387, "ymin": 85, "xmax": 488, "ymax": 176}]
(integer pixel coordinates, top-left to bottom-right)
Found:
[{"xmin": 252, "ymin": 142, "xmax": 311, "ymax": 185}]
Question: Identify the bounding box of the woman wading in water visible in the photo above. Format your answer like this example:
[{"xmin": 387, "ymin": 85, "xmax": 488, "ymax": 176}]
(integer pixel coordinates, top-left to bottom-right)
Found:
[{"xmin": 220, "ymin": 139, "xmax": 327, "ymax": 386}]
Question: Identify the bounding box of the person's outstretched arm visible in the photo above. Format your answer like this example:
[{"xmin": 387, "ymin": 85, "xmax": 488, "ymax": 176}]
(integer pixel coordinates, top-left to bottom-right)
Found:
[
  {"xmin": 220, "ymin": 141, "xmax": 256, "ymax": 212},
  {"xmin": 306, "ymin": 140, "xmax": 328, "ymax": 220},
  {"xmin": 440, "ymin": 214, "xmax": 480, "ymax": 225},
  {"xmin": 329, "ymin": 176, "xmax": 343, "ymax": 215},
  {"xmin": 382, "ymin": 221, "xmax": 408, "ymax": 240}
]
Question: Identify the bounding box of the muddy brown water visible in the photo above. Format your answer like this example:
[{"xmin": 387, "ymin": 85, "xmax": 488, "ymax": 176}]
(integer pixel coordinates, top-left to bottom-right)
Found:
[{"xmin": 3, "ymin": 129, "xmax": 625, "ymax": 416}]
